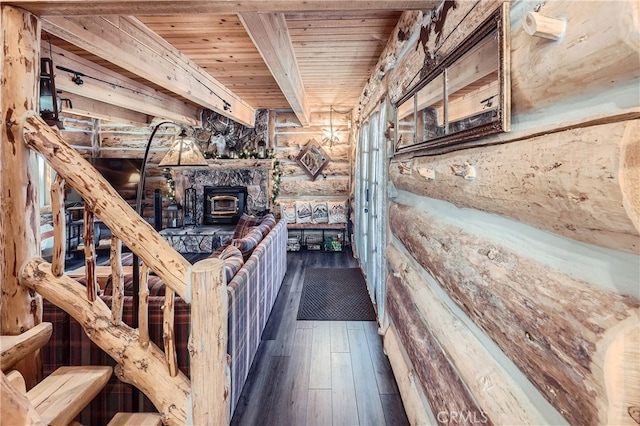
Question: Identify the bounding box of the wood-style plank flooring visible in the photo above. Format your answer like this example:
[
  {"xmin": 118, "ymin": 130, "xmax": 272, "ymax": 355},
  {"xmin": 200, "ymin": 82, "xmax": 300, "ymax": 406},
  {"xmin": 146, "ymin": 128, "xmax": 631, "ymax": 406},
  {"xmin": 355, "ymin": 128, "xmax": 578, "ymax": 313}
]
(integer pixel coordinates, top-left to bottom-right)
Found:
[{"xmin": 231, "ymin": 251, "xmax": 409, "ymax": 426}]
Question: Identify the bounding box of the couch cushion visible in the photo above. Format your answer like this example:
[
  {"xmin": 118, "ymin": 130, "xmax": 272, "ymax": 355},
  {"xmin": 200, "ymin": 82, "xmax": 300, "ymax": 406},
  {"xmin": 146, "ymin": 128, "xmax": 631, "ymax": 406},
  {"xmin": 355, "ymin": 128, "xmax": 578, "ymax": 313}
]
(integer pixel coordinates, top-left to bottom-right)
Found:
[
  {"xmin": 231, "ymin": 227, "xmax": 263, "ymax": 261},
  {"xmin": 212, "ymin": 245, "xmax": 245, "ymax": 283}
]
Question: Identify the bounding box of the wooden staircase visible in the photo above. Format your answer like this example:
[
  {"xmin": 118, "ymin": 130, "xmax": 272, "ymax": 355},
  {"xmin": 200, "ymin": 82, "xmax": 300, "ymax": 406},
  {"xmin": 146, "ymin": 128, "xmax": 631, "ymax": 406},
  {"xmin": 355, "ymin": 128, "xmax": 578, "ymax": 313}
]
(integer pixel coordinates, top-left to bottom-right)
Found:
[
  {"xmin": 1, "ymin": 113, "xmax": 231, "ymax": 424},
  {"xmin": 1, "ymin": 322, "xmax": 159, "ymax": 425}
]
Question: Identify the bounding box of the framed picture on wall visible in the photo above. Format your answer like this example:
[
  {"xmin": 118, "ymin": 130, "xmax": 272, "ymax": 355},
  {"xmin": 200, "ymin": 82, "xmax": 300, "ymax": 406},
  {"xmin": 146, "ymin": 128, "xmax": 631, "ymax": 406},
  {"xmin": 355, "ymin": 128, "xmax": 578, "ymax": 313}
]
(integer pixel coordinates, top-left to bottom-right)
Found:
[{"xmin": 296, "ymin": 139, "xmax": 330, "ymax": 181}]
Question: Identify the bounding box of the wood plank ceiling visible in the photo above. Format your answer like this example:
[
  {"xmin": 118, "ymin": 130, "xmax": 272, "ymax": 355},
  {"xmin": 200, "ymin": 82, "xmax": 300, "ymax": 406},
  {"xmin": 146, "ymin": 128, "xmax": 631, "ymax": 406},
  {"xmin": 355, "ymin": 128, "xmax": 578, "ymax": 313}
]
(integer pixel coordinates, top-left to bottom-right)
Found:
[{"xmin": 18, "ymin": 1, "xmax": 439, "ymax": 126}]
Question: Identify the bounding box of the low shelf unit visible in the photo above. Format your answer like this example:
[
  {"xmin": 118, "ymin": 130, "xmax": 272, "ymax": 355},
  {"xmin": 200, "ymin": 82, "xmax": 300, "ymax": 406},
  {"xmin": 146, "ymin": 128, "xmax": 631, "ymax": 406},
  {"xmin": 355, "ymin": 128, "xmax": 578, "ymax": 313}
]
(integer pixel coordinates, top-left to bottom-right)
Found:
[{"xmin": 286, "ymin": 223, "xmax": 348, "ymax": 252}]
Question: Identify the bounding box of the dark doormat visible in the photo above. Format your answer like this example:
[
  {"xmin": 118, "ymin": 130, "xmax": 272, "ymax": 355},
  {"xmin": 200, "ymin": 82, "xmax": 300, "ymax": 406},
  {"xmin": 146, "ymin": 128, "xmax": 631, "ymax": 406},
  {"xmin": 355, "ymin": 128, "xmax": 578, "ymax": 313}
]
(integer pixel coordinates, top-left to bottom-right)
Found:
[{"xmin": 297, "ymin": 268, "xmax": 376, "ymax": 321}]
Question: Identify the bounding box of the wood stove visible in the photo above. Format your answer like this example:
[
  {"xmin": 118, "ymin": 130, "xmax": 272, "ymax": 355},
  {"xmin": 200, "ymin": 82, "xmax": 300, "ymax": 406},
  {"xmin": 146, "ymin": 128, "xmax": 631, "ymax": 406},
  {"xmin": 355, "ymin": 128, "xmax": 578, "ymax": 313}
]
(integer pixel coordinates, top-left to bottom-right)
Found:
[{"xmin": 203, "ymin": 186, "xmax": 248, "ymax": 225}]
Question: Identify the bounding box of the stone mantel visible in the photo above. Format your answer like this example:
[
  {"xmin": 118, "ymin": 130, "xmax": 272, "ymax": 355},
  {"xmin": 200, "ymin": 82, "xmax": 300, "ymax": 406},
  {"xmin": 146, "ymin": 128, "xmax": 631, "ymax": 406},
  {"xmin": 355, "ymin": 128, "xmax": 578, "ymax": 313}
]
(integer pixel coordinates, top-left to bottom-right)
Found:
[{"xmin": 203, "ymin": 158, "xmax": 274, "ymax": 170}]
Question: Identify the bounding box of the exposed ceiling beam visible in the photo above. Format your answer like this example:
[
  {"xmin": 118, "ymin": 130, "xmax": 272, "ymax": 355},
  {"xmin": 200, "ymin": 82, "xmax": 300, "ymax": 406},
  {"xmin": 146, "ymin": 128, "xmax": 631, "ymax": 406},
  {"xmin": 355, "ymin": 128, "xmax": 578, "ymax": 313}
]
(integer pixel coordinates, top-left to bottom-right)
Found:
[
  {"xmin": 59, "ymin": 92, "xmax": 150, "ymax": 125},
  {"xmin": 42, "ymin": 16, "xmax": 256, "ymax": 127},
  {"xmin": 8, "ymin": 1, "xmax": 435, "ymax": 16},
  {"xmin": 44, "ymin": 44, "xmax": 200, "ymax": 126},
  {"xmin": 240, "ymin": 12, "xmax": 310, "ymax": 127}
]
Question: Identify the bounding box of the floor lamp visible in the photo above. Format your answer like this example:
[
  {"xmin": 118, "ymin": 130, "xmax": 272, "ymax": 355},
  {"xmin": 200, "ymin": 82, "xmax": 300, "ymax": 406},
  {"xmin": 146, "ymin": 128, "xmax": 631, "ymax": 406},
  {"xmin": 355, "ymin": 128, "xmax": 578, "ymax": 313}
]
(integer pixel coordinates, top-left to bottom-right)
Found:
[
  {"xmin": 129, "ymin": 120, "xmax": 208, "ymax": 410},
  {"xmin": 132, "ymin": 121, "xmax": 208, "ymax": 324}
]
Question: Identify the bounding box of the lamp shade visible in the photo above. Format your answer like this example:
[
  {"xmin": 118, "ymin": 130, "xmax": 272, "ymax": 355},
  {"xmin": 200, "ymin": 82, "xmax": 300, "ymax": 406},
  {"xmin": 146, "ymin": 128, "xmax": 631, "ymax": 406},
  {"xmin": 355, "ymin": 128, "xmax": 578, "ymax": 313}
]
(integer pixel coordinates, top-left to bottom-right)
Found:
[{"xmin": 159, "ymin": 129, "xmax": 208, "ymax": 167}]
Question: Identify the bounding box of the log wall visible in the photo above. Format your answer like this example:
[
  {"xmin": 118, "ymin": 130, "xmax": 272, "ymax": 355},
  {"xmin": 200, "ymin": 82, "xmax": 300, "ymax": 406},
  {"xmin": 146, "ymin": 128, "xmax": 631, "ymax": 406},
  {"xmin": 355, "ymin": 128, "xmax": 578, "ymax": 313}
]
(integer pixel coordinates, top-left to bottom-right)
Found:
[
  {"xmin": 58, "ymin": 106, "xmax": 356, "ymax": 221},
  {"xmin": 353, "ymin": 0, "xmax": 640, "ymax": 424},
  {"xmin": 53, "ymin": 115, "xmax": 179, "ymax": 220},
  {"xmin": 273, "ymin": 109, "xmax": 352, "ymax": 209}
]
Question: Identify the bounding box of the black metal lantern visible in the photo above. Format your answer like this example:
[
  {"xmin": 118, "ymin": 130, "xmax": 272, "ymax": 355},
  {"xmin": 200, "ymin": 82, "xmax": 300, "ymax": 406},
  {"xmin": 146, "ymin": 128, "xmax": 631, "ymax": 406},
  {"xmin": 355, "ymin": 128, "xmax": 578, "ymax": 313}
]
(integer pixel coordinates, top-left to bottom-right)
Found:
[
  {"xmin": 184, "ymin": 186, "xmax": 197, "ymax": 225},
  {"xmin": 257, "ymin": 139, "xmax": 266, "ymax": 159},
  {"xmin": 166, "ymin": 201, "xmax": 184, "ymax": 228}
]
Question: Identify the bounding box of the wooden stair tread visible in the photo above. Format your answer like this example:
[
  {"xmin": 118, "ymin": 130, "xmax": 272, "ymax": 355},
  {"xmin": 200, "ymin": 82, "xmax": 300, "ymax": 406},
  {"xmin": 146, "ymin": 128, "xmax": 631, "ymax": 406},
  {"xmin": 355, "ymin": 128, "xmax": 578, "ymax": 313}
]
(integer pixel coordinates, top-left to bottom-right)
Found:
[
  {"xmin": 108, "ymin": 412, "xmax": 163, "ymax": 425},
  {"xmin": 1, "ymin": 322, "xmax": 52, "ymax": 372},
  {"xmin": 26, "ymin": 365, "xmax": 112, "ymax": 426}
]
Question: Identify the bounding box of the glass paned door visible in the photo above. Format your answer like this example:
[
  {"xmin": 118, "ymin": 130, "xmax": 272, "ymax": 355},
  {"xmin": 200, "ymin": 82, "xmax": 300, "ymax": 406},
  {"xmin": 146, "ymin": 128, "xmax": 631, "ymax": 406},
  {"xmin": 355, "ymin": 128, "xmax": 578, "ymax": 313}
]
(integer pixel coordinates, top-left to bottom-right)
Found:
[{"xmin": 354, "ymin": 103, "xmax": 388, "ymax": 322}]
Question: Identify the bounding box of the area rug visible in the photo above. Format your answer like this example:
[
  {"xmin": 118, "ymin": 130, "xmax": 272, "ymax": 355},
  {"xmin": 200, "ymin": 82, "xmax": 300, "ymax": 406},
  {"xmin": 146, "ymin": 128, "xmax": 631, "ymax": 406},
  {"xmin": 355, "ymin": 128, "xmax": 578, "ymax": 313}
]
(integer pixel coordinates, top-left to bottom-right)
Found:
[{"xmin": 297, "ymin": 267, "xmax": 376, "ymax": 321}]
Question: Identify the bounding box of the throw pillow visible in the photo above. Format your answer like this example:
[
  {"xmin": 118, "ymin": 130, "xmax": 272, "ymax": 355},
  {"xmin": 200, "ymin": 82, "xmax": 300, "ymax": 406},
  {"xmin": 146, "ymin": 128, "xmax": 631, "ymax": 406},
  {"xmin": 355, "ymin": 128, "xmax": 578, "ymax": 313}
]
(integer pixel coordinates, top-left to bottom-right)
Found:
[
  {"xmin": 233, "ymin": 213, "xmax": 262, "ymax": 239},
  {"xmin": 295, "ymin": 201, "xmax": 312, "ymax": 224},
  {"xmin": 260, "ymin": 213, "xmax": 277, "ymax": 229},
  {"xmin": 255, "ymin": 213, "xmax": 277, "ymax": 238},
  {"xmin": 311, "ymin": 201, "xmax": 329, "ymax": 224},
  {"xmin": 231, "ymin": 227, "xmax": 263, "ymax": 261},
  {"xmin": 280, "ymin": 202, "xmax": 297, "ymax": 223},
  {"xmin": 327, "ymin": 199, "xmax": 348, "ymax": 224},
  {"xmin": 214, "ymin": 245, "xmax": 245, "ymax": 283}
]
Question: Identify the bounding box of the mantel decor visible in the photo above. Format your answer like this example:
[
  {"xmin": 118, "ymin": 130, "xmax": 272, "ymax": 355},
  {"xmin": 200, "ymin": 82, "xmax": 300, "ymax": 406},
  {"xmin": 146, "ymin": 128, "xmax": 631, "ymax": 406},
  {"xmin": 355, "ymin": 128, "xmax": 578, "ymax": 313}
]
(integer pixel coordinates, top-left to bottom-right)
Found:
[{"xmin": 296, "ymin": 139, "xmax": 330, "ymax": 181}]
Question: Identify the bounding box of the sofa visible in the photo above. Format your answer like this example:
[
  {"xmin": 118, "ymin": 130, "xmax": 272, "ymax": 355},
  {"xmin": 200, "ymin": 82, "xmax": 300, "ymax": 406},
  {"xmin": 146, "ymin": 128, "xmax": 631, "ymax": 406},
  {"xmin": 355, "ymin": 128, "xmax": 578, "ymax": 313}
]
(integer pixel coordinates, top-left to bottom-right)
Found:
[{"xmin": 42, "ymin": 214, "xmax": 288, "ymax": 423}]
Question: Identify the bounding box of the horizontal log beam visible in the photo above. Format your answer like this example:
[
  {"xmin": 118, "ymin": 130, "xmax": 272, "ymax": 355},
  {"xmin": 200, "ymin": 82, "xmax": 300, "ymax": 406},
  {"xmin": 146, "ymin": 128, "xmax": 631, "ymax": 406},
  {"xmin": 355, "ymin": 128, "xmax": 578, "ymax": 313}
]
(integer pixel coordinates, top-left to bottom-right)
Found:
[
  {"xmin": 510, "ymin": 0, "xmax": 640, "ymax": 114},
  {"xmin": 60, "ymin": 92, "xmax": 149, "ymax": 126},
  {"xmin": 240, "ymin": 12, "xmax": 310, "ymax": 126},
  {"xmin": 47, "ymin": 44, "xmax": 199, "ymax": 126},
  {"xmin": 22, "ymin": 115, "xmax": 190, "ymax": 300},
  {"xmin": 278, "ymin": 178, "xmax": 349, "ymax": 198},
  {"xmin": 386, "ymin": 273, "xmax": 492, "ymax": 425},
  {"xmin": 18, "ymin": 259, "xmax": 190, "ymax": 425},
  {"xmin": 281, "ymin": 161, "xmax": 350, "ymax": 178},
  {"xmin": 386, "ymin": 245, "xmax": 550, "ymax": 424},
  {"xmin": 382, "ymin": 326, "xmax": 432, "ymax": 425},
  {"xmin": 389, "ymin": 202, "xmax": 640, "ymax": 425},
  {"xmin": 42, "ymin": 16, "xmax": 255, "ymax": 126},
  {"xmin": 389, "ymin": 120, "xmax": 640, "ymax": 254},
  {"xmin": 10, "ymin": 1, "xmax": 440, "ymax": 16}
]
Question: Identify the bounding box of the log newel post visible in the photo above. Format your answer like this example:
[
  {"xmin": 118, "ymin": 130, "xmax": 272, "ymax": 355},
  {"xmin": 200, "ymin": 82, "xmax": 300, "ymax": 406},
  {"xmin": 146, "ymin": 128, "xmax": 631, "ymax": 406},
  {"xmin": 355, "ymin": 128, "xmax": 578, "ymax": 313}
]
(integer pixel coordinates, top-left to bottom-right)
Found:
[
  {"xmin": 188, "ymin": 258, "xmax": 230, "ymax": 425},
  {"xmin": 0, "ymin": 4, "xmax": 42, "ymax": 389}
]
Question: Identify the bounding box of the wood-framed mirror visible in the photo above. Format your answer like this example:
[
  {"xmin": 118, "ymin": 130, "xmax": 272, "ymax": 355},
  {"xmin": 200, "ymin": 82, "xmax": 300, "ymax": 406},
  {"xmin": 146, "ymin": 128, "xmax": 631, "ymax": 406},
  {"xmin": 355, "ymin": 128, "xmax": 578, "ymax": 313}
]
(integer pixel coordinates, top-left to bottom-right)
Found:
[
  {"xmin": 296, "ymin": 139, "xmax": 330, "ymax": 180},
  {"xmin": 395, "ymin": 3, "xmax": 510, "ymax": 154}
]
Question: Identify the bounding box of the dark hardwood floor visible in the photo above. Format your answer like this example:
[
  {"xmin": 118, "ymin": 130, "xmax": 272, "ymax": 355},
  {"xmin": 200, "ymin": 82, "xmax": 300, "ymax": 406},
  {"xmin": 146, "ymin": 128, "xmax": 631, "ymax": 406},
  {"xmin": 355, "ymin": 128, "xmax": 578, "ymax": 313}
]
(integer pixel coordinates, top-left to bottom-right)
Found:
[{"xmin": 231, "ymin": 251, "xmax": 409, "ymax": 426}]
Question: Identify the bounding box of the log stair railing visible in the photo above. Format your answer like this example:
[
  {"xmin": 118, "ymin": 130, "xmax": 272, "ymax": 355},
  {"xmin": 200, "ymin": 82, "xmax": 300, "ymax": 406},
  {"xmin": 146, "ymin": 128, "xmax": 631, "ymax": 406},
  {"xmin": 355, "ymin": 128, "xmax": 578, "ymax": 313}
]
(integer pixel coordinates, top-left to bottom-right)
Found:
[{"xmin": 9, "ymin": 114, "xmax": 230, "ymax": 425}]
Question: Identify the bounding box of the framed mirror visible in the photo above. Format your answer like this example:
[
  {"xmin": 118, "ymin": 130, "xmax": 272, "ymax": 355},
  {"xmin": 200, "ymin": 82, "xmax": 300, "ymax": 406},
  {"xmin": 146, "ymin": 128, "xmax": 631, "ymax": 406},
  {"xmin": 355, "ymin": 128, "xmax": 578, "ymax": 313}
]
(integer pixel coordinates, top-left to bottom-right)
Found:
[
  {"xmin": 395, "ymin": 3, "xmax": 510, "ymax": 153},
  {"xmin": 296, "ymin": 139, "xmax": 330, "ymax": 180}
]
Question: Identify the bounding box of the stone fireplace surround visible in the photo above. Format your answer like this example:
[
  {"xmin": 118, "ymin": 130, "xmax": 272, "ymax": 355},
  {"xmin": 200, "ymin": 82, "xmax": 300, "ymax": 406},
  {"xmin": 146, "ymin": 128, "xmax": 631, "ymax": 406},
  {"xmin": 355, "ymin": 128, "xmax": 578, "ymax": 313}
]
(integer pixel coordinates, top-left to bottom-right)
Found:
[{"xmin": 174, "ymin": 159, "xmax": 273, "ymax": 226}]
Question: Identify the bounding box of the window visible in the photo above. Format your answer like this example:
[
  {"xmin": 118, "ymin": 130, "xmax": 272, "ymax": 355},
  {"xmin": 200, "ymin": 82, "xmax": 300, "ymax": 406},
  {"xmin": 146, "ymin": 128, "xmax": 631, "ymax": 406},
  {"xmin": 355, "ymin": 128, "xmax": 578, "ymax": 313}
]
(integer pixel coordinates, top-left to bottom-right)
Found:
[
  {"xmin": 395, "ymin": 3, "xmax": 510, "ymax": 154},
  {"xmin": 37, "ymin": 154, "xmax": 53, "ymax": 210}
]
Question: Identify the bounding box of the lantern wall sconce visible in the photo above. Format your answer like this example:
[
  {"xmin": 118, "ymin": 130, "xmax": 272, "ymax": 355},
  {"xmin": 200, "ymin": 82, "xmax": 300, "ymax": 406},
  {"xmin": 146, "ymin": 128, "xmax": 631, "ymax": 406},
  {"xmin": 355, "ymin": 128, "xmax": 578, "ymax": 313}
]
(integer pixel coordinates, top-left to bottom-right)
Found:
[{"xmin": 39, "ymin": 58, "xmax": 64, "ymax": 129}]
